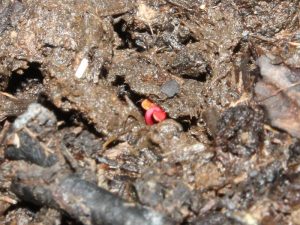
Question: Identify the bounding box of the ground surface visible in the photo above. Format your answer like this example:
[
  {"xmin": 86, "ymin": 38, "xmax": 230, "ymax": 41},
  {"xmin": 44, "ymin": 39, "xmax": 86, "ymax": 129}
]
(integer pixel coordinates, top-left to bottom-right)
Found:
[{"xmin": 0, "ymin": 0, "xmax": 300, "ymax": 225}]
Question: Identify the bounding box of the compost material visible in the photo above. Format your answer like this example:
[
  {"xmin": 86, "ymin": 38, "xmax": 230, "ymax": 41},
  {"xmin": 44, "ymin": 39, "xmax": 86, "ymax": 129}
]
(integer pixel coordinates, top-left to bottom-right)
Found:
[{"xmin": 1, "ymin": 0, "xmax": 300, "ymax": 224}]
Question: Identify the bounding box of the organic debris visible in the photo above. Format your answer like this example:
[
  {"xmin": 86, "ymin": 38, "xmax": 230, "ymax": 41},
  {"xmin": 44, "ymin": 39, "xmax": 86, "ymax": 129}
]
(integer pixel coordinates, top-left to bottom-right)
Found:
[{"xmin": 255, "ymin": 55, "xmax": 300, "ymax": 138}]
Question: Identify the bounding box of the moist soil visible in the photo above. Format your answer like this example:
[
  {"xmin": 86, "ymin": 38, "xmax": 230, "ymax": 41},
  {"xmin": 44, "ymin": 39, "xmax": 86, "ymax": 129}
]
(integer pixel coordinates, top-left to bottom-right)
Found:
[{"xmin": 0, "ymin": 0, "xmax": 300, "ymax": 225}]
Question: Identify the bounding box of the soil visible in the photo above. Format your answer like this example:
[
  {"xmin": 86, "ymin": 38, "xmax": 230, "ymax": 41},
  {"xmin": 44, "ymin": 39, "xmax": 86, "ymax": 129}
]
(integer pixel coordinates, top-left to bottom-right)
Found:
[{"xmin": 0, "ymin": 0, "xmax": 300, "ymax": 225}]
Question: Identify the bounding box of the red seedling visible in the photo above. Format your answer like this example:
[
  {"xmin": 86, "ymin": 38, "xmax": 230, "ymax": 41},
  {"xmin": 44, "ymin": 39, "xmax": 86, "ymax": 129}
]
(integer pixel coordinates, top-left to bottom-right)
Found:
[{"xmin": 141, "ymin": 99, "xmax": 167, "ymax": 125}]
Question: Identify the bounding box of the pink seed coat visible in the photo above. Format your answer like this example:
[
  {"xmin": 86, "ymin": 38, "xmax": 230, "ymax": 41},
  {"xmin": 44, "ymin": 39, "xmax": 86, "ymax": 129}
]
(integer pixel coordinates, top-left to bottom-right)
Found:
[{"xmin": 145, "ymin": 106, "xmax": 166, "ymax": 125}]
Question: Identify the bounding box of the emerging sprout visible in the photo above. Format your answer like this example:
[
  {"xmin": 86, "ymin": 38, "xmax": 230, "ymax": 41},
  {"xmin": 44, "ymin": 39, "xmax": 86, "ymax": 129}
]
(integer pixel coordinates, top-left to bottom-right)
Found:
[{"xmin": 141, "ymin": 99, "xmax": 167, "ymax": 125}]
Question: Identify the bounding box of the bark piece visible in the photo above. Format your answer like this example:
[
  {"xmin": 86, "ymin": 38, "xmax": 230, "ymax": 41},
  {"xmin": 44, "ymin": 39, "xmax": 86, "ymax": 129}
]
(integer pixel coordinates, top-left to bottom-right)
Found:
[{"xmin": 255, "ymin": 55, "xmax": 300, "ymax": 138}]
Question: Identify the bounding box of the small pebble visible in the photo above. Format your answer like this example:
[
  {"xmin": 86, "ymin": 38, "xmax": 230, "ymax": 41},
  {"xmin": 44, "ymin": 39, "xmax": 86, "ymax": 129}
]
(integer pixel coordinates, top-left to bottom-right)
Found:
[{"xmin": 161, "ymin": 80, "xmax": 180, "ymax": 98}]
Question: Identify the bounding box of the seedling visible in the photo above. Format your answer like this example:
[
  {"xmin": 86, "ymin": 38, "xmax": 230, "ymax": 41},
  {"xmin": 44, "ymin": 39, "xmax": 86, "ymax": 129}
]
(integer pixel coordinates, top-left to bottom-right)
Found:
[{"xmin": 141, "ymin": 99, "xmax": 167, "ymax": 125}]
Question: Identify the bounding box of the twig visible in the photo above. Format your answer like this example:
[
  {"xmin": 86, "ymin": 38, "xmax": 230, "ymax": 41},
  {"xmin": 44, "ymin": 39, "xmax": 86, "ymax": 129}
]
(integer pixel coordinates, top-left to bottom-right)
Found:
[
  {"xmin": 0, "ymin": 91, "xmax": 17, "ymax": 100},
  {"xmin": 288, "ymin": 41, "xmax": 300, "ymax": 47},
  {"xmin": 249, "ymin": 34, "xmax": 277, "ymax": 43},
  {"xmin": 258, "ymin": 81, "xmax": 300, "ymax": 102},
  {"xmin": 0, "ymin": 195, "xmax": 17, "ymax": 204}
]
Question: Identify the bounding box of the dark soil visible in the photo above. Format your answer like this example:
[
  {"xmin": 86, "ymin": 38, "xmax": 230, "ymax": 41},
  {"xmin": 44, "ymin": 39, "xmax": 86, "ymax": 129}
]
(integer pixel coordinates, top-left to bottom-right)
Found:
[{"xmin": 0, "ymin": 0, "xmax": 300, "ymax": 225}]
